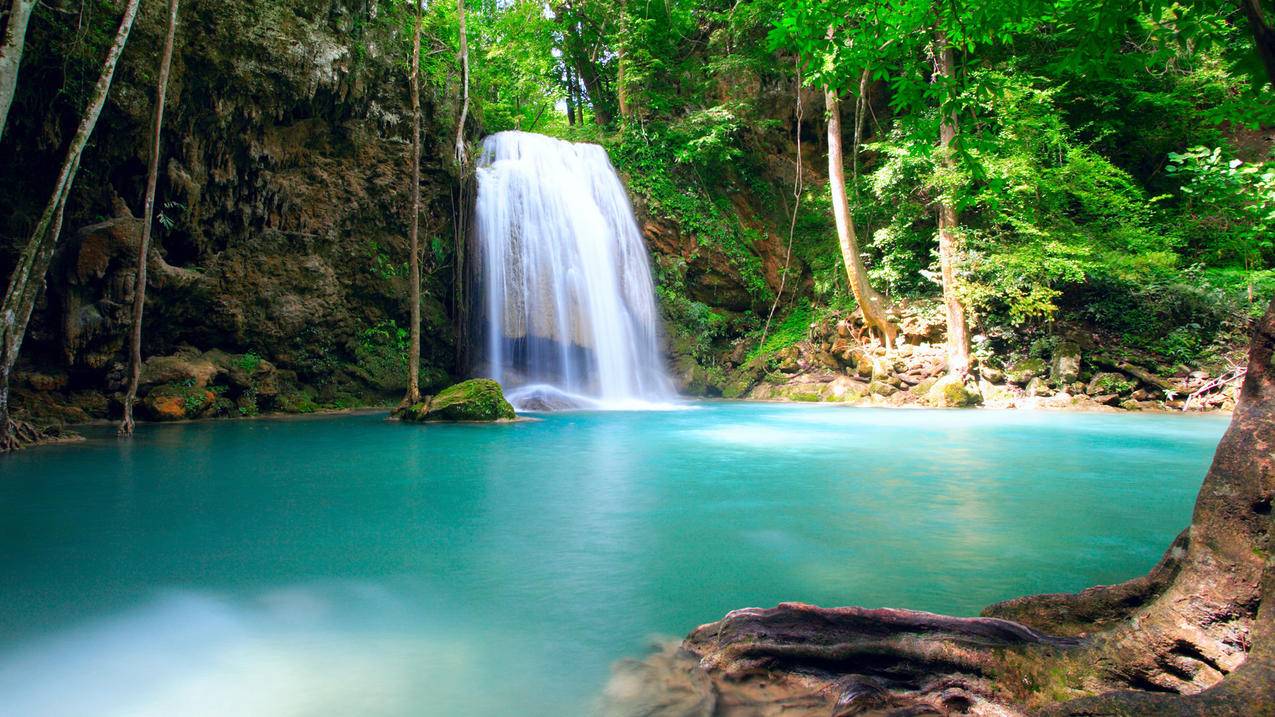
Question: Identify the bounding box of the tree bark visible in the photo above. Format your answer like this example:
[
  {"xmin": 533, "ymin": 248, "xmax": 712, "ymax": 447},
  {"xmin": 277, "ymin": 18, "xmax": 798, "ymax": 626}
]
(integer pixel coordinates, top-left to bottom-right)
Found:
[
  {"xmin": 1240, "ymin": 0, "xmax": 1275, "ymax": 88},
  {"xmin": 932, "ymin": 33, "xmax": 972, "ymax": 377},
  {"xmin": 826, "ymin": 89, "xmax": 897, "ymax": 345},
  {"xmin": 454, "ymin": 0, "xmax": 469, "ymax": 168},
  {"xmin": 0, "ymin": 0, "xmax": 139, "ymax": 452},
  {"xmin": 0, "ymin": 0, "xmax": 36, "ymax": 144},
  {"xmin": 565, "ymin": 63, "xmax": 577, "ymax": 126},
  {"xmin": 120, "ymin": 0, "xmax": 181, "ymax": 438},
  {"xmin": 403, "ymin": 0, "xmax": 424, "ymax": 408},
  {"xmin": 616, "ymin": 0, "xmax": 630, "ymax": 121}
]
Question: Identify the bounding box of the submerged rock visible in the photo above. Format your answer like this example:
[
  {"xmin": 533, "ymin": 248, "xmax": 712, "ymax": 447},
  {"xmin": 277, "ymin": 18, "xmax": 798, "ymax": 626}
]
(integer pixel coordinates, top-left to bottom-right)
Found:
[{"xmin": 400, "ymin": 379, "xmax": 517, "ymax": 422}]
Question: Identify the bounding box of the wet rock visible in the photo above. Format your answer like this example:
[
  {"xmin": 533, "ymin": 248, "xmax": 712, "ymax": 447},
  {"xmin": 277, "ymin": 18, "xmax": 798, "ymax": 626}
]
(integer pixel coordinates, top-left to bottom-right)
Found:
[
  {"xmin": 979, "ymin": 365, "xmax": 1004, "ymax": 384},
  {"xmin": 399, "ymin": 379, "xmax": 516, "ymax": 422}
]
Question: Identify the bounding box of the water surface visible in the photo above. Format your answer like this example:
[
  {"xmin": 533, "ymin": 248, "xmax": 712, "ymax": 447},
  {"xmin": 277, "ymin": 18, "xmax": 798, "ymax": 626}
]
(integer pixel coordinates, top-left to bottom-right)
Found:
[{"xmin": 0, "ymin": 404, "xmax": 1228, "ymax": 715}]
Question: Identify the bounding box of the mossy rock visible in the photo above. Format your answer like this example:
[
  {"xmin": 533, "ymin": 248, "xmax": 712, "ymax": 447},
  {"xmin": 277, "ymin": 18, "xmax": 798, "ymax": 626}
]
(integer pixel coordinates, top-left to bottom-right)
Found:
[
  {"xmin": 1087, "ymin": 371, "xmax": 1136, "ymax": 396},
  {"xmin": 1006, "ymin": 358, "xmax": 1047, "ymax": 386},
  {"xmin": 401, "ymin": 379, "xmax": 516, "ymax": 422},
  {"xmin": 143, "ymin": 383, "xmax": 217, "ymax": 420},
  {"xmin": 926, "ymin": 374, "xmax": 983, "ymax": 408}
]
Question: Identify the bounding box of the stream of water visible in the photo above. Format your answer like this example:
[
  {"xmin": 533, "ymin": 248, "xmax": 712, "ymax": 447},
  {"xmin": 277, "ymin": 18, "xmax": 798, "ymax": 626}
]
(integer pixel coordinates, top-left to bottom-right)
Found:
[{"xmin": 0, "ymin": 404, "xmax": 1227, "ymax": 716}]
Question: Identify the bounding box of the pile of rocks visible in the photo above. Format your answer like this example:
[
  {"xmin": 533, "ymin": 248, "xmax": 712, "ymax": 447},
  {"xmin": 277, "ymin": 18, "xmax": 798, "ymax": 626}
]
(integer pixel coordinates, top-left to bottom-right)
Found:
[{"xmin": 724, "ymin": 308, "xmax": 1216, "ymax": 412}]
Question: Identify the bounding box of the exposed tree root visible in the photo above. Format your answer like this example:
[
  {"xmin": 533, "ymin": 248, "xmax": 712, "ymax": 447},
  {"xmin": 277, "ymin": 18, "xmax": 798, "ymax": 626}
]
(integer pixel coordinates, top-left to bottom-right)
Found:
[
  {"xmin": 1, "ymin": 418, "xmax": 80, "ymax": 453},
  {"xmin": 603, "ymin": 299, "xmax": 1275, "ymax": 717}
]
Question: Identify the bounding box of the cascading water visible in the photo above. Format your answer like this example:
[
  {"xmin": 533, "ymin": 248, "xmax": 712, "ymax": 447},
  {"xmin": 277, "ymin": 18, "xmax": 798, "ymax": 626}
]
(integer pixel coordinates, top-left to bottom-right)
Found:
[{"xmin": 472, "ymin": 131, "xmax": 676, "ymax": 410}]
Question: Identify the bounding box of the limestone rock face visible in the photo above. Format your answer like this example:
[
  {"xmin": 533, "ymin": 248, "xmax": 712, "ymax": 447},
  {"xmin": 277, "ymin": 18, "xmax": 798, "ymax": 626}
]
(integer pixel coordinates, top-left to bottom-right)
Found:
[
  {"xmin": 4, "ymin": 0, "xmax": 459, "ymax": 421},
  {"xmin": 400, "ymin": 379, "xmax": 516, "ymax": 423}
]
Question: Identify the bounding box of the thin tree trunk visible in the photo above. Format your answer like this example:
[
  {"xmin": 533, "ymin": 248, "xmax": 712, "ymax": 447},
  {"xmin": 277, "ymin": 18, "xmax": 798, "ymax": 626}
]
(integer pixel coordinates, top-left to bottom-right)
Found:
[
  {"xmin": 565, "ymin": 63, "xmax": 576, "ymax": 126},
  {"xmin": 826, "ymin": 89, "xmax": 897, "ymax": 345},
  {"xmin": 932, "ymin": 34, "xmax": 971, "ymax": 377},
  {"xmin": 404, "ymin": 0, "xmax": 424, "ymax": 408},
  {"xmin": 120, "ymin": 0, "xmax": 181, "ymax": 438},
  {"xmin": 616, "ymin": 0, "xmax": 630, "ymax": 121},
  {"xmin": 454, "ymin": 0, "xmax": 469, "ymax": 168},
  {"xmin": 0, "ymin": 0, "xmax": 36, "ymax": 144},
  {"xmin": 1240, "ymin": 0, "xmax": 1275, "ymax": 87},
  {"xmin": 0, "ymin": 0, "xmax": 140, "ymax": 452}
]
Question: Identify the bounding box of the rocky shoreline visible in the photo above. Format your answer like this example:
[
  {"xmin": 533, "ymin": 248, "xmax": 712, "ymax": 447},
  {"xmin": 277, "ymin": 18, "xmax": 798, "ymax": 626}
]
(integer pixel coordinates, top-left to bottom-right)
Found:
[{"xmin": 687, "ymin": 306, "xmax": 1244, "ymax": 414}]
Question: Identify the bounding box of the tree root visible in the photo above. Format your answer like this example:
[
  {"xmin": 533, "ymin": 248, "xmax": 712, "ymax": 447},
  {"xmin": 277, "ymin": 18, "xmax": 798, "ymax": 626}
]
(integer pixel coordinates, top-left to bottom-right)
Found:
[
  {"xmin": 981, "ymin": 530, "xmax": 1190, "ymax": 637},
  {"xmin": 1, "ymin": 419, "xmax": 80, "ymax": 453}
]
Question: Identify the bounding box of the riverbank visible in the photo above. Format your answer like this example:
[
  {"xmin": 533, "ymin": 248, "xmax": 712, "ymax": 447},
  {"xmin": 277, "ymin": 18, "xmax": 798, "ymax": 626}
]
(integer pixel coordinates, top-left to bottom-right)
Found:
[{"xmin": 672, "ymin": 303, "xmax": 1249, "ymax": 414}]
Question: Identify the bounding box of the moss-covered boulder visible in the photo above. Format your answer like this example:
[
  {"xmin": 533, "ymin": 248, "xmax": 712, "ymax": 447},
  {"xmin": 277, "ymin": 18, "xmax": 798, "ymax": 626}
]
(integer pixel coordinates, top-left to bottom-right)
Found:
[
  {"xmin": 1006, "ymin": 357, "xmax": 1047, "ymax": 385},
  {"xmin": 143, "ymin": 383, "xmax": 218, "ymax": 421},
  {"xmin": 926, "ymin": 374, "xmax": 983, "ymax": 407},
  {"xmin": 400, "ymin": 379, "xmax": 517, "ymax": 422}
]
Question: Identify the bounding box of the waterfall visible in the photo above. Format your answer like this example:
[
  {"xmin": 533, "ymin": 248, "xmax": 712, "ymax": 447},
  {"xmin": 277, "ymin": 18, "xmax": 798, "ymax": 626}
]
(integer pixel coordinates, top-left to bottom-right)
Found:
[{"xmin": 472, "ymin": 131, "xmax": 676, "ymax": 410}]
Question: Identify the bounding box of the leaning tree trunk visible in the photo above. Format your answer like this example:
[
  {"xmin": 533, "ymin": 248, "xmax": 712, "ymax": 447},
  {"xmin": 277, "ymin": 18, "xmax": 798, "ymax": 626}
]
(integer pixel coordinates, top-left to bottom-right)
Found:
[
  {"xmin": 454, "ymin": 0, "xmax": 469, "ymax": 168},
  {"xmin": 602, "ymin": 299, "xmax": 1275, "ymax": 717},
  {"xmin": 0, "ymin": 0, "xmax": 140, "ymax": 453},
  {"xmin": 0, "ymin": 0, "xmax": 36, "ymax": 144},
  {"xmin": 403, "ymin": 0, "xmax": 424, "ymax": 408},
  {"xmin": 120, "ymin": 0, "xmax": 181, "ymax": 438},
  {"xmin": 826, "ymin": 89, "xmax": 897, "ymax": 345},
  {"xmin": 932, "ymin": 34, "xmax": 972, "ymax": 377}
]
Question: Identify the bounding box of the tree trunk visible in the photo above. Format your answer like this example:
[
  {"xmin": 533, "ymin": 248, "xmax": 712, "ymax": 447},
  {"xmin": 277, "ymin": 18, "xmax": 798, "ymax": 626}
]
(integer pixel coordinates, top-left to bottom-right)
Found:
[
  {"xmin": 565, "ymin": 63, "xmax": 577, "ymax": 126},
  {"xmin": 826, "ymin": 89, "xmax": 897, "ymax": 345},
  {"xmin": 120, "ymin": 0, "xmax": 181, "ymax": 438},
  {"xmin": 616, "ymin": 0, "xmax": 630, "ymax": 121},
  {"xmin": 0, "ymin": 0, "xmax": 36, "ymax": 144},
  {"xmin": 603, "ymin": 299, "xmax": 1275, "ymax": 717},
  {"xmin": 454, "ymin": 0, "xmax": 469, "ymax": 168},
  {"xmin": 932, "ymin": 34, "xmax": 972, "ymax": 377},
  {"xmin": 403, "ymin": 0, "xmax": 424, "ymax": 408},
  {"xmin": 0, "ymin": 0, "xmax": 139, "ymax": 452},
  {"xmin": 1240, "ymin": 0, "xmax": 1275, "ymax": 87}
]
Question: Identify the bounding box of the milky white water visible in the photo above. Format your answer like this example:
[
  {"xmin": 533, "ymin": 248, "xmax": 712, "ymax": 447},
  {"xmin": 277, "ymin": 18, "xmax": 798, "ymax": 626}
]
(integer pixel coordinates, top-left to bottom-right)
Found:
[{"xmin": 472, "ymin": 131, "xmax": 675, "ymax": 410}]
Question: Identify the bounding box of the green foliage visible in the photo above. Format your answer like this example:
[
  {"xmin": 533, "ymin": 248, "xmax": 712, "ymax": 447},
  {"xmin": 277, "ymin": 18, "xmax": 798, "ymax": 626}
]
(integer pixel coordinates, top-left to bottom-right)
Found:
[
  {"xmin": 610, "ymin": 126, "xmax": 772, "ymax": 305},
  {"xmin": 236, "ymin": 352, "xmax": 262, "ymax": 373},
  {"xmin": 1167, "ymin": 146, "xmax": 1275, "ymax": 276},
  {"xmin": 750, "ymin": 304, "xmax": 813, "ymax": 362}
]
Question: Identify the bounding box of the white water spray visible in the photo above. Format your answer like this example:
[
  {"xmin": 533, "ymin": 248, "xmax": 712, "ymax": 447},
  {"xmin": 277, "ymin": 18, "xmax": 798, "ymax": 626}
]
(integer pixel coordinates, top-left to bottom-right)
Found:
[{"xmin": 473, "ymin": 131, "xmax": 676, "ymax": 410}]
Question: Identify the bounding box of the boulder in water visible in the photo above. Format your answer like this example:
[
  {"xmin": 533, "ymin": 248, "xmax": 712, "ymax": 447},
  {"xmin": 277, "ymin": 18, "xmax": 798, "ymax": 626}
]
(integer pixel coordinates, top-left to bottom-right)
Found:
[{"xmin": 400, "ymin": 379, "xmax": 517, "ymax": 422}]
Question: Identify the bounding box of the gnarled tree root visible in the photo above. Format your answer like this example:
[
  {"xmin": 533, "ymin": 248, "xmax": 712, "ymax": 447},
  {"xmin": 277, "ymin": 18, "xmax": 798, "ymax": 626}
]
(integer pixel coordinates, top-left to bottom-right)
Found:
[{"xmin": 1, "ymin": 419, "xmax": 80, "ymax": 453}]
